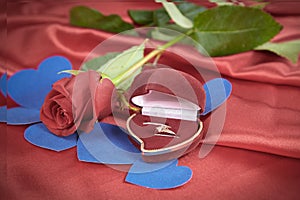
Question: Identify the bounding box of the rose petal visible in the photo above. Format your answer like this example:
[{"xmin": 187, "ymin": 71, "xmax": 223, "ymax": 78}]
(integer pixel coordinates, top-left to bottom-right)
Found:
[
  {"xmin": 72, "ymin": 71, "xmax": 100, "ymax": 133},
  {"xmin": 74, "ymin": 98, "xmax": 95, "ymax": 133},
  {"xmin": 52, "ymin": 95, "xmax": 73, "ymax": 117},
  {"xmin": 47, "ymin": 123, "xmax": 77, "ymax": 137},
  {"xmin": 94, "ymin": 78, "xmax": 115, "ymax": 120},
  {"xmin": 51, "ymin": 103, "xmax": 60, "ymax": 119},
  {"xmin": 55, "ymin": 107, "xmax": 69, "ymax": 127},
  {"xmin": 52, "ymin": 77, "xmax": 74, "ymax": 97},
  {"xmin": 40, "ymin": 70, "xmax": 115, "ymax": 136}
]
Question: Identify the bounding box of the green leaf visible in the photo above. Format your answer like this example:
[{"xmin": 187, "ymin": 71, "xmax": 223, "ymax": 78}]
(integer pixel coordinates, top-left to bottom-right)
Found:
[
  {"xmin": 150, "ymin": 27, "xmax": 193, "ymax": 46},
  {"xmin": 255, "ymin": 40, "xmax": 300, "ymax": 64},
  {"xmin": 151, "ymin": 28, "xmax": 177, "ymax": 42},
  {"xmin": 81, "ymin": 52, "xmax": 121, "ymax": 71},
  {"xmin": 128, "ymin": 10, "xmax": 154, "ymax": 25},
  {"xmin": 70, "ymin": 6, "xmax": 104, "ymax": 26},
  {"xmin": 192, "ymin": 6, "xmax": 282, "ymax": 56},
  {"xmin": 96, "ymin": 42, "xmax": 146, "ymax": 90},
  {"xmin": 58, "ymin": 70, "xmax": 83, "ymax": 76},
  {"xmin": 155, "ymin": 0, "xmax": 193, "ymax": 29},
  {"xmin": 153, "ymin": 8, "xmax": 170, "ymax": 26},
  {"xmin": 209, "ymin": 0, "xmax": 236, "ymax": 6},
  {"xmin": 176, "ymin": 2, "xmax": 206, "ymax": 21},
  {"xmin": 250, "ymin": 2, "xmax": 269, "ymax": 9},
  {"xmin": 70, "ymin": 6, "xmax": 134, "ymax": 33},
  {"xmin": 162, "ymin": 24, "xmax": 189, "ymax": 33},
  {"xmin": 128, "ymin": 2, "xmax": 205, "ymax": 27}
]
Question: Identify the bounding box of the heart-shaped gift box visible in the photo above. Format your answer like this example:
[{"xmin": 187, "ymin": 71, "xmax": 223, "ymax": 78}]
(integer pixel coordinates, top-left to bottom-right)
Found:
[{"xmin": 126, "ymin": 68, "xmax": 206, "ymax": 162}]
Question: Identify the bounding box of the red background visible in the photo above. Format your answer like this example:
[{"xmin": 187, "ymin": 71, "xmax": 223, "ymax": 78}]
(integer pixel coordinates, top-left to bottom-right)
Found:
[{"xmin": 2, "ymin": 1, "xmax": 300, "ymax": 199}]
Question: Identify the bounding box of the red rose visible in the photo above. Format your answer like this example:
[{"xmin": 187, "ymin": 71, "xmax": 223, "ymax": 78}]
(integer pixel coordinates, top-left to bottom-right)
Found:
[{"xmin": 40, "ymin": 70, "xmax": 115, "ymax": 136}]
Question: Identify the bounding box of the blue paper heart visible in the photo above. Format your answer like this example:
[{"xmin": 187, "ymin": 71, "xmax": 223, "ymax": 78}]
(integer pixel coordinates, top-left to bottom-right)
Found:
[
  {"xmin": 7, "ymin": 107, "xmax": 40, "ymax": 124},
  {"xmin": 0, "ymin": 73, "xmax": 7, "ymax": 97},
  {"xmin": 77, "ymin": 138, "xmax": 101, "ymax": 163},
  {"xmin": 0, "ymin": 74, "xmax": 7, "ymax": 123},
  {"xmin": 202, "ymin": 78, "xmax": 232, "ymax": 115},
  {"xmin": 0, "ymin": 106, "xmax": 6, "ymax": 122},
  {"xmin": 78, "ymin": 122, "xmax": 140, "ymax": 164},
  {"xmin": 129, "ymin": 158, "xmax": 176, "ymax": 173},
  {"xmin": 7, "ymin": 56, "xmax": 72, "ymax": 109},
  {"xmin": 24, "ymin": 123, "xmax": 77, "ymax": 152},
  {"xmin": 126, "ymin": 159, "xmax": 192, "ymax": 189}
]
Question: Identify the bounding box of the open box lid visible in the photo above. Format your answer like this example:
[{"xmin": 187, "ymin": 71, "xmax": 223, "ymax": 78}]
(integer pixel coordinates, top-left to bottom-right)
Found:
[
  {"xmin": 126, "ymin": 68, "xmax": 207, "ymax": 162},
  {"xmin": 128, "ymin": 68, "xmax": 206, "ymax": 118},
  {"xmin": 131, "ymin": 90, "xmax": 201, "ymax": 121}
]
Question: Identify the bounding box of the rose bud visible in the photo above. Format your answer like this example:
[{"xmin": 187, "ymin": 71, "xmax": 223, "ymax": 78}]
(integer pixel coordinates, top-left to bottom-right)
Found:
[{"xmin": 40, "ymin": 70, "xmax": 115, "ymax": 136}]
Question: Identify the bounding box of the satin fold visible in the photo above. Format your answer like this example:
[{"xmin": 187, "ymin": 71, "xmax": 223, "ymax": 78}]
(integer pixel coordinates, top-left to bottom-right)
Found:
[{"xmin": 3, "ymin": 1, "xmax": 300, "ymax": 199}]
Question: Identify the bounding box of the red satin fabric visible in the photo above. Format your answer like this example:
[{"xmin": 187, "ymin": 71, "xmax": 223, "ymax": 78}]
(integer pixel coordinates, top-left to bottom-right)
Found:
[{"xmin": 3, "ymin": 1, "xmax": 300, "ymax": 199}]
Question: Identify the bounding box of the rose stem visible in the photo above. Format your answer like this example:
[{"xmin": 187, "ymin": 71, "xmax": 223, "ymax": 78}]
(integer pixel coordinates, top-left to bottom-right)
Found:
[{"xmin": 112, "ymin": 29, "xmax": 194, "ymax": 86}]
